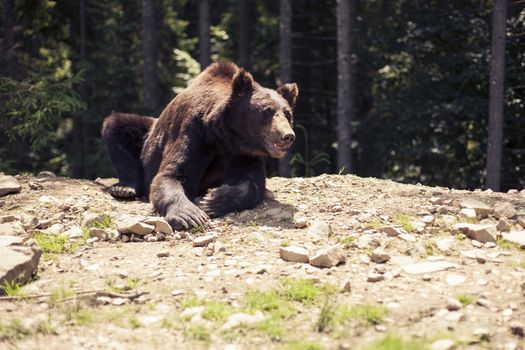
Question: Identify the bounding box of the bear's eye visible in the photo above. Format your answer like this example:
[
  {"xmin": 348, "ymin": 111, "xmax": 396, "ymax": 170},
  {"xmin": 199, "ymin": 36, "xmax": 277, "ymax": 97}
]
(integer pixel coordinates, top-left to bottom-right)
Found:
[{"xmin": 262, "ymin": 107, "xmax": 274, "ymax": 119}]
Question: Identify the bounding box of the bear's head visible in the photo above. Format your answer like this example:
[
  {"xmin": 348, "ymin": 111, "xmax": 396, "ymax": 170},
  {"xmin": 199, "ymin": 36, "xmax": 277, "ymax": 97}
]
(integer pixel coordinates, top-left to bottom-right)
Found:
[{"xmin": 227, "ymin": 69, "xmax": 299, "ymax": 159}]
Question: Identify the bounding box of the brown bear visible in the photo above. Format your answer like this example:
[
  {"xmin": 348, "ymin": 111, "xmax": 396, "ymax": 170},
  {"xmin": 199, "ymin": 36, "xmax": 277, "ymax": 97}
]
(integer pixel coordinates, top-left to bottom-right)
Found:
[{"xmin": 102, "ymin": 62, "xmax": 298, "ymax": 229}]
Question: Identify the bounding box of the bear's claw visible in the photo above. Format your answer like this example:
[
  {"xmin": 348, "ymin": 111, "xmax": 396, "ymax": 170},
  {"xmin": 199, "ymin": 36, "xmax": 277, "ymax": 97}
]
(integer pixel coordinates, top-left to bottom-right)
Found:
[{"xmin": 108, "ymin": 184, "xmax": 137, "ymax": 198}]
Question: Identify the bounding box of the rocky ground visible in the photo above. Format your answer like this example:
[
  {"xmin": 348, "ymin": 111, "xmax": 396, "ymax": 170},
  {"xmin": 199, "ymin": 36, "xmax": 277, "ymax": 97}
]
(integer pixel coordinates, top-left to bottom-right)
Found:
[{"xmin": 0, "ymin": 173, "xmax": 525, "ymax": 350}]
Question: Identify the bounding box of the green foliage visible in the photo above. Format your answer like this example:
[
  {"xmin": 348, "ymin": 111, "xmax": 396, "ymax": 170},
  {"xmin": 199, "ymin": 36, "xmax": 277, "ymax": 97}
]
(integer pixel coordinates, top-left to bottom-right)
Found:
[
  {"xmin": 280, "ymin": 278, "xmax": 336, "ymax": 305},
  {"xmin": 284, "ymin": 340, "xmax": 323, "ymax": 350},
  {"xmin": 291, "ymin": 125, "xmax": 331, "ymax": 177},
  {"xmin": 362, "ymin": 333, "xmax": 429, "ymax": 350},
  {"xmin": 1, "ymin": 279, "xmax": 27, "ymax": 297},
  {"xmin": 0, "ymin": 69, "xmax": 85, "ymax": 152},
  {"xmin": 393, "ymin": 213, "xmax": 415, "ymax": 233},
  {"xmin": 0, "ymin": 319, "xmax": 32, "ymax": 342},
  {"xmin": 456, "ymin": 294, "xmax": 474, "ymax": 306}
]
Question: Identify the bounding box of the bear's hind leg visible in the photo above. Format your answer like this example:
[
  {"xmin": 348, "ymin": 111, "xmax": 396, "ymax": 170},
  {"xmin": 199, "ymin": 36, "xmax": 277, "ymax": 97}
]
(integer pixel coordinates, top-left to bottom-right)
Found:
[{"xmin": 102, "ymin": 113, "xmax": 155, "ymax": 198}]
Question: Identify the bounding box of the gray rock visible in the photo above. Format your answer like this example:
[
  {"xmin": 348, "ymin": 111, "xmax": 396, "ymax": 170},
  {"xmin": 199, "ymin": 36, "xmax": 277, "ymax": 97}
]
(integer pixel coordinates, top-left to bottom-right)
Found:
[
  {"xmin": 307, "ymin": 220, "xmax": 331, "ymax": 238},
  {"xmin": 341, "ymin": 280, "xmax": 351, "ymax": 293},
  {"xmin": 356, "ymin": 235, "xmax": 380, "ymax": 249},
  {"xmin": 157, "ymin": 250, "xmax": 170, "ymax": 258},
  {"xmin": 0, "ymin": 236, "xmax": 42, "ymax": 289},
  {"xmin": 497, "ymin": 218, "xmax": 512, "ymax": 232},
  {"xmin": 494, "ymin": 201, "xmax": 517, "ymax": 219},
  {"xmin": 0, "ymin": 175, "xmax": 21, "ymax": 196},
  {"xmin": 435, "ymin": 237, "xmax": 455, "ymax": 253},
  {"xmin": 459, "ymin": 208, "xmax": 477, "ymax": 220},
  {"xmin": 309, "ymin": 245, "xmax": 346, "ymax": 268},
  {"xmin": 459, "ymin": 198, "xmax": 492, "ymax": 217},
  {"xmin": 0, "ymin": 222, "xmax": 26, "ymax": 236},
  {"xmin": 143, "ymin": 217, "xmax": 173, "ymax": 234},
  {"xmin": 279, "ymin": 246, "xmax": 309, "ymax": 263},
  {"xmin": 501, "ymin": 231, "xmax": 525, "ymax": 248},
  {"xmin": 64, "ymin": 225, "xmax": 83, "ymax": 239},
  {"xmin": 430, "ymin": 339, "xmax": 456, "ymax": 350},
  {"xmin": 192, "ymin": 234, "xmax": 216, "ymax": 247},
  {"xmin": 367, "ymin": 273, "xmax": 384, "ymax": 282},
  {"xmin": 293, "ymin": 217, "xmax": 308, "ymax": 229},
  {"xmin": 446, "ymin": 298, "xmax": 462, "ymax": 311},
  {"xmin": 89, "ymin": 228, "xmax": 108, "ymax": 240},
  {"xmin": 379, "ymin": 226, "xmax": 403, "ymax": 236},
  {"xmin": 401, "ymin": 261, "xmax": 457, "ymax": 274},
  {"xmin": 370, "ymin": 250, "xmax": 390, "ymax": 264},
  {"xmin": 452, "ymin": 223, "xmax": 497, "ymax": 243}
]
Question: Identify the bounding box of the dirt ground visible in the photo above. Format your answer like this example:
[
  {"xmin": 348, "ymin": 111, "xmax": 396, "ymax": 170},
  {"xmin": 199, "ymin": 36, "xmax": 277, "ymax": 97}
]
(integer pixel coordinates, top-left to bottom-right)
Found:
[{"xmin": 1, "ymin": 174, "xmax": 525, "ymax": 350}]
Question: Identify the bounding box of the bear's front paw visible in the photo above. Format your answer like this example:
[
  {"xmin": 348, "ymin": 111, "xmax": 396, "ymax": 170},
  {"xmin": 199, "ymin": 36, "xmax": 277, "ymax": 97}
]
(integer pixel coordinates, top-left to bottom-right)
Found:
[
  {"xmin": 199, "ymin": 186, "xmax": 239, "ymax": 218},
  {"xmin": 108, "ymin": 184, "xmax": 137, "ymax": 198},
  {"xmin": 165, "ymin": 202, "xmax": 209, "ymax": 230}
]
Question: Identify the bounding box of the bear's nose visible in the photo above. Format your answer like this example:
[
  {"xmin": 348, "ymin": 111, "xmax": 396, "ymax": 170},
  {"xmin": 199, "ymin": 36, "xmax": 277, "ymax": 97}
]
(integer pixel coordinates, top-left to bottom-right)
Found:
[{"xmin": 281, "ymin": 132, "xmax": 295, "ymax": 146}]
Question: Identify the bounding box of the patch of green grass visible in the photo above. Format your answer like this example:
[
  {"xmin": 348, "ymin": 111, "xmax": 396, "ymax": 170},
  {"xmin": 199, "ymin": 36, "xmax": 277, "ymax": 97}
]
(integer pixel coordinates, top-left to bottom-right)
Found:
[
  {"xmin": 88, "ymin": 214, "xmax": 112, "ymax": 229},
  {"xmin": 71, "ymin": 308, "xmax": 95, "ymax": 326},
  {"xmin": 316, "ymin": 298, "xmax": 335, "ymax": 332},
  {"xmin": 497, "ymin": 237, "xmax": 522, "ymax": 250},
  {"xmin": 201, "ymin": 300, "xmax": 234, "ymax": 322},
  {"xmin": 394, "ymin": 213, "xmax": 415, "ymax": 232},
  {"xmin": 334, "ymin": 304, "xmax": 388, "ymax": 327},
  {"xmin": 456, "ymin": 294, "xmax": 474, "ymax": 306},
  {"xmin": 180, "ymin": 296, "xmax": 204, "ymax": 309},
  {"xmin": 281, "ymin": 278, "xmax": 336, "ymax": 305},
  {"xmin": 280, "ymin": 241, "xmax": 290, "ymax": 247},
  {"xmin": 49, "ymin": 285, "xmax": 77, "ymax": 305},
  {"xmin": 191, "ymin": 225, "xmax": 206, "ymax": 234},
  {"xmin": 126, "ymin": 277, "xmax": 141, "ymax": 290},
  {"xmin": 339, "ymin": 236, "xmax": 356, "ymax": 247},
  {"xmin": 366, "ymin": 218, "xmax": 383, "ymax": 230},
  {"xmin": 504, "ymin": 260, "xmax": 525, "ymax": 270},
  {"xmin": 128, "ymin": 316, "xmax": 141, "ymax": 329},
  {"xmin": 284, "ymin": 340, "xmax": 323, "ymax": 350},
  {"xmin": 362, "ymin": 333, "xmax": 429, "ymax": 350},
  {"xmin": 1, "ymin": 279, "xmax": 27, "ymax": 297},
  {"xmin": 185, "ymin": 324, "xmax": 211, "ymax": 342},
  {"xmin": 455, "ymin": 233, "xmax": 466, "ymax": 241},
  {"xmin": 33, "ymin": 232, "xmax": 79, "ymax": 257},
  {"xmin": 0, "ymin": 319, "xmax": 32, "ymax": 342},
  {"xmin": 421, "ymin": 241, "xmax": 437, "ymax": 258},
  {"xmin": 243, "ymin": 290, "xmax": 295, "ymax": 319}
]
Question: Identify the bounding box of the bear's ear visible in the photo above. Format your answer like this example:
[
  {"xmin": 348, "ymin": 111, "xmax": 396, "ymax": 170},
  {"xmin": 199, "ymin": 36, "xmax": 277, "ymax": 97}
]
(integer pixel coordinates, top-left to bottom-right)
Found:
[
  {"xmin": 277, "ymin": 83, "xmax": 299, "ymax": 108},
  {"xmin": 231, "ymin": 69, "xmax": 254, "ymax": 97}
]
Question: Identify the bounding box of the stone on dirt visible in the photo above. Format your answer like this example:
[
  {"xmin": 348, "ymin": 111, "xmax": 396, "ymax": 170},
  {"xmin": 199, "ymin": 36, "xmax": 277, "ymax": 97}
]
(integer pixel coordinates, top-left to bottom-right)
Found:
[
  {"xmin": 143, "ymin": 217, "xmax": 173, "ymax": 234},
  {"xmin": 459, "ymin": 208, "xmax": 477, "ymax": 220},
  {"xmin": 279, "ymin": 246, "xmax": 309, "ymax": 263},
  {"xmin": 221, "ymin": 311, "xmax": 264, "ymax": 330},
  {"xmin": 501, "ymin": 231, "xmax": 525, "ymax": 248},
  {"xmin": 293, "ymin": 216, "xmax": 308, "ymax": 229},
  {"xmin": 446, "ymin": 298, "xmax": 463, "ymax": 311},
  {"xmin": 89, "ymin": 228, "xmax": 108, "ymax": 240},
  {"xmin": 307, "ymin": 220, "xmax": 331, "ymax": 238},
  {"xmin": 0, "ymin": 222, "xmax": 27, "ymax": 236},
  {"xmin": 309, "ymin": 245, "xmax": 346, "ymax": 268},
  {"xmin": 0, "ymin": 175, "xmax": 21, "ymax": 196},
  {"xmin": 459, "ymin": 198, "xmax": 492, "ymax": 216},
  {"xmin": 370, "ymin": 250, "xmax": 391, "ymax": 264},
  {"xmin": 452, "ymin": 223, "xmax": 497, "ymax": 243},
  {"xmin": 493, "ymin": 201, "xmax": 517, "ymax": 219},
  {"xmin": 82, "ymin": 213, "xmax": 110, "ymax": 228},
  {"xmin": 0, "ymin": 236, "xmax": 42, "ymax": 289},
  {"xmin": 497, "ymin": 218, "xmax": 512, "ymax": 232},
  {"xmin": 379, "ymin": 225, "xmax": 403, "ymax": 237},
  {"xmin": 367, "ymin": 272, "xmax": 384, "ymax": 282},
  {"xmin": 401, "ymin": 261, "xmax": 456, "ymax": 274},
  {"xmin": 192, "ymin": 234, "xmax": 216, "ymax": 247},
  {"xmin": 430, "ymin": 339, "xmax": 456, "ymax": 350},
  {"xmin": 64, "ymin": 225, "xmax": 83, "ymax": 239}
]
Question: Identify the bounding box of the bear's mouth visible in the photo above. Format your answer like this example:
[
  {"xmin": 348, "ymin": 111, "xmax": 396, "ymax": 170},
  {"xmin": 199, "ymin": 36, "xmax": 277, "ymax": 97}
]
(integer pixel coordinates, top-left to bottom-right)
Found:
[{"xmin": 265, "ymin": 141, "xmax": 289, "ymax": 158}]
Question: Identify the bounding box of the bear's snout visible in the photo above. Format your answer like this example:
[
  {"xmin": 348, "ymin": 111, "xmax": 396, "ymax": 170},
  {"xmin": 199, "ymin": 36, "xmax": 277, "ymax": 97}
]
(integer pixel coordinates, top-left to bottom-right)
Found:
[{"xmin": 280, "ymin": 131, "xmax": 295, "ymax": 147}]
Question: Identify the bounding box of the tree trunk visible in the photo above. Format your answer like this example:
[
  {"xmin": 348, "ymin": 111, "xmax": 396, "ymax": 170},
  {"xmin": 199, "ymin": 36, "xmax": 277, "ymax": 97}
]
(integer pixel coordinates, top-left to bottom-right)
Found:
[
  {"xmin": 72, "ymin": 0, "xmax": 87, "ymax": 178},
  {"xmin": 278, "ymin": 0, "xmax": 293, "ymax": 177},
  {"xmin": 485, "ymin": 0, "xmax": 507, "ymax": 191},
  {"xmin": 141, "ymin": 0, "xmax": 160, "ymax": 111},
  {"xmin": 199, "ymin": 0, "xmax": 211, "ymax": 69},
  {"xmin": 237, "ymin": 0, "xmax": 252, "ymax": 70},
  {"xmin": 2, "ymin": 0, "xmax": 22, "ymax": 79},
  {"xmin": 336, "ymin": 0, "xmax": 357, "ymax": 174}
]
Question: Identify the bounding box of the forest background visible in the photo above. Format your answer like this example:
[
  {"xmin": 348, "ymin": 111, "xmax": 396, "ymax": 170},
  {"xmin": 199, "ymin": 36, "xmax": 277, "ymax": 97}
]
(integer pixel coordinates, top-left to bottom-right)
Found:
[{"xmin": 0, "ymin": 0, "xmax": 524, "ymax": 191}]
